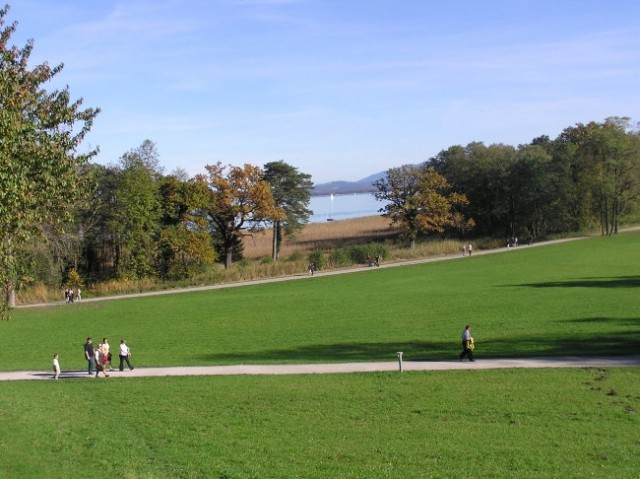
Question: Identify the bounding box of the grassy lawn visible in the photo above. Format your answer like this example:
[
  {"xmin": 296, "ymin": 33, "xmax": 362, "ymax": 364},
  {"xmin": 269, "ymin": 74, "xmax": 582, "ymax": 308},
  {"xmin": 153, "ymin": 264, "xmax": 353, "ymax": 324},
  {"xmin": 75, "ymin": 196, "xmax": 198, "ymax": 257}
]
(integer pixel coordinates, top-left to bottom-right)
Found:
[
  {"xmin": 0, "ymin": 369, "xmax": 638, "ymax": 478},
  {"xmin": 0, "ymin": 232, "xmax": 638, "ymax": 478},
  {"xmin": 2, "ymin": 232, "xmax": 638, "ymax": 371}
]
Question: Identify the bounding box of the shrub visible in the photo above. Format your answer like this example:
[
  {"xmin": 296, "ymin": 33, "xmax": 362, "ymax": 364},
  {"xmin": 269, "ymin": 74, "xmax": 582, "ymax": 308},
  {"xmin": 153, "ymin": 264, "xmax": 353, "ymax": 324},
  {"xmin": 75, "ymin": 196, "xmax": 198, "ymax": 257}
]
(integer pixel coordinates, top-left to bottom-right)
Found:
[{"xmin": 308, "ymin": 249, "xmax": 326, "ymax": 271}]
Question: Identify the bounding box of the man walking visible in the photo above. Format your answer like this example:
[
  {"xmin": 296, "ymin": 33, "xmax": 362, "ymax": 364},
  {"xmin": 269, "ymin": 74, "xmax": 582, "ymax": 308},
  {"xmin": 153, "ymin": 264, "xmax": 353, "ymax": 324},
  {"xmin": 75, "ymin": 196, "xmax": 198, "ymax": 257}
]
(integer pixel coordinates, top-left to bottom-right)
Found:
[
  {"xmin": 118, "ymin": 339, "xmax": 134, "ymax": 371},
  {"xmin": 84, "ymin": 337, "xmax": 95, "ymax": 374},
  {"xmin": 459, "ymin": 324, "xmax": 475, "ymax": 362}
]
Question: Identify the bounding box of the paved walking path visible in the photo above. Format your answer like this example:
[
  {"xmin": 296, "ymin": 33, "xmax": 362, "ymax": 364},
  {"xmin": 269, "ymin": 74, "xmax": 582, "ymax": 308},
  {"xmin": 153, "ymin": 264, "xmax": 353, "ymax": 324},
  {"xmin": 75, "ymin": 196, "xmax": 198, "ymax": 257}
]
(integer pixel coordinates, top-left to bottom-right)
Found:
[{"xmin": 2, "ymin": 356, "xmax": 639, "ymax": 381}]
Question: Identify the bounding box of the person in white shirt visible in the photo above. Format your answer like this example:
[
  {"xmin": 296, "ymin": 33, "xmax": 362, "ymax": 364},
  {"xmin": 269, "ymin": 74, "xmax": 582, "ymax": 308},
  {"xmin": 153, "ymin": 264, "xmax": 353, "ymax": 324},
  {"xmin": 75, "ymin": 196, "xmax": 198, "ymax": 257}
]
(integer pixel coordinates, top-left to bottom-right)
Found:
[
  {"xmin": 459, "ymin": 324, "xmax": 475, "ymax": 362},
  {"xmin": 119, "ymin": 339, "xmax": 134, "ymax": 371},
  {"xmin": 52, "ymin": 354, "xmax": 60, "ymax": 380}
]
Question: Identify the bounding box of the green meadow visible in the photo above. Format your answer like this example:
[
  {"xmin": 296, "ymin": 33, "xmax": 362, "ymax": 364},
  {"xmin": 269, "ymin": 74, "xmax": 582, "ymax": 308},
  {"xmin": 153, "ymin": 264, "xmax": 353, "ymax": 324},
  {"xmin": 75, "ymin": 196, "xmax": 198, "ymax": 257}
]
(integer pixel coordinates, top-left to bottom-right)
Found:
[{"xmin": 0, "ymin": 232, "xmax": 638, "ymax": 478}]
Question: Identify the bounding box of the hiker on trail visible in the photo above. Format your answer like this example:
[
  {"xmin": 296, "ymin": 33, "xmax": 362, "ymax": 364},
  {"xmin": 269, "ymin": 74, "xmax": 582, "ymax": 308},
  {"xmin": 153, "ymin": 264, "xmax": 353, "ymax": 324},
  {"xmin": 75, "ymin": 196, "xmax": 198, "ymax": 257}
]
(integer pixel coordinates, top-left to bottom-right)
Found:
[
  {"xmin": 94, "ymin": 343, "xmax": 109, "ymax": 378},
  {"xmin": 119, "ymin": 339, "xmax": 134, "ymax": 371},
  {"xmin": 52, "ymin": 354, "xmax": 60, "ymax": 380},
  {"xmin": 84, "ymin": 338, "xmax": 95, "ymax": 375},
  {"xmin": 459, "ymin": 324, "xmax": 475, "ymax": 362},
  {"xmin": 102, "ymin": 338, "xmax": 113, "ymax": 371}
]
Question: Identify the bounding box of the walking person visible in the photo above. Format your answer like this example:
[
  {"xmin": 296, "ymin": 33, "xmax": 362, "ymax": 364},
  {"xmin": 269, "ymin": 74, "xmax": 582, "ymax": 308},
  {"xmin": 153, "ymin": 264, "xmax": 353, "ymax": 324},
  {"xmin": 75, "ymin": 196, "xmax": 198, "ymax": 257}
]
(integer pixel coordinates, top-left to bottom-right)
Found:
[
  {"xmin": 52, "ymin": 354, "xmax": 60, "ymax": 380},
  {"xmin": 84, "ymin": 337, "xmax": 95, "ymax": 375},
  {"xmin": 94, "ymin": 344, "xmax": 109, "ymax": 378},
  {"xmin": 102, "ymin": 338, "xmax": 113, "ymax": 371},
  {"xmin": 118, "ymin": 339, "xmax": 134, "ymax": 371},
  {"xmin": 459, "ymin": 324, "xmax": 475, "ymax": 362}
]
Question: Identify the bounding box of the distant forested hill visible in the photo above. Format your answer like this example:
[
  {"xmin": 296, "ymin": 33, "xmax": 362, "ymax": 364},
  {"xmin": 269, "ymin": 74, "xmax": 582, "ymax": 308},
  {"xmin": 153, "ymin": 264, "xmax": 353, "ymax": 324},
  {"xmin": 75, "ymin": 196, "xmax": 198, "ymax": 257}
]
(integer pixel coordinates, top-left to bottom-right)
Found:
[{"xmin": 311, "ymin": 171, "xmax": 386, "ymax": 196}]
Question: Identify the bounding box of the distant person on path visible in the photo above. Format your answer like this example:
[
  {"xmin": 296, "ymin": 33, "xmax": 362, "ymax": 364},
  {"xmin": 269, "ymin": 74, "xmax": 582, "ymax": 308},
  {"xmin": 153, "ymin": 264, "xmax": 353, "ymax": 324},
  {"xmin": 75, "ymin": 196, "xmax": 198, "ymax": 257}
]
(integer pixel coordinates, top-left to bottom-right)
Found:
[
  {"xmin": 52, "ymin": 354, "xmax": 60, "ymax": 380},
  {"xmin": 308, "ymin": 262, "xmax": 315, "ymax": 276},
  {"xmin": 459, "ymin": 324, "xmax": 475, "ymax": 362},
  {"xmin": 84, "ymin": 338, "xmax": 95, "ymax": 375},
  {"xmin": 467, "ymin": 243, "xmax": 472, "ymax": 256},
  {"xmin": 119, "ymin": 339, "xmax": 134, "ymax": 371},
  {"xmin": 375, "ymin": 255, "xmax": 381, "ymax": 267},
  {"xmin": 76, "ymin": 288, "xmax": 82, "ymax": 301}
]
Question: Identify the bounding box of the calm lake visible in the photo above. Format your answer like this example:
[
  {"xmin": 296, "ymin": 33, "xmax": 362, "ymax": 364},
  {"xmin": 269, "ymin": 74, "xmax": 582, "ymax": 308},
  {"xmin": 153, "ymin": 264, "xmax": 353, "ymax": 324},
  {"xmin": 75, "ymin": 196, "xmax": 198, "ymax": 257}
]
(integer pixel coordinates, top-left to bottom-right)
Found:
[{"xmin": 308, "ymin": 192, "xmax": 382, "ymax": 223}]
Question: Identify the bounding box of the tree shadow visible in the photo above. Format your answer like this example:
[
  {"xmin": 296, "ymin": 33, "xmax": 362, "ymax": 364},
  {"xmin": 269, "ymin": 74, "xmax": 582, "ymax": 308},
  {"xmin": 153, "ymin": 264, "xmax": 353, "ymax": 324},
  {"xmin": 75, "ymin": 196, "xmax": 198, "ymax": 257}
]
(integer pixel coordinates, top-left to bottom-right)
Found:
[
  {"xmin": 516, "ymin": 276, "xmax": 640, "ymax": 289},
  {"xmin": 199, "ymin": 319, "xmax": 639, "ymax": 363}
]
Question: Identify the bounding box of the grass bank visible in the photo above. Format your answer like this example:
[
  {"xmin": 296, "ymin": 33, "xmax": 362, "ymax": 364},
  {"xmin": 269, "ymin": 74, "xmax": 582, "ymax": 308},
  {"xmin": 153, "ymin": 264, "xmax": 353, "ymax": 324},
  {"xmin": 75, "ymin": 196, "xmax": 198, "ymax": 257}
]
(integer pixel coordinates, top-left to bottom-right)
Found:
[{"xmin": 1, "ymin": 368, "xmax": 638, "ymax": 478}]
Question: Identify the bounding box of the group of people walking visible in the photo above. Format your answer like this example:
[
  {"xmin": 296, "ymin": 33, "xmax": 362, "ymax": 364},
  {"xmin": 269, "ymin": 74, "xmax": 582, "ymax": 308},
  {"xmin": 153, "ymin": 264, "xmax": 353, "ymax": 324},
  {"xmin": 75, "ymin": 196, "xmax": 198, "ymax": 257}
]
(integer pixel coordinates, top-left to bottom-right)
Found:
[
  {"xmin": 83, "ymin": 337, "xmax": 134, "ymax": 378},
  {"xmin": 65, "ymin": 287, "xmax": 81, "ymax": 303}
]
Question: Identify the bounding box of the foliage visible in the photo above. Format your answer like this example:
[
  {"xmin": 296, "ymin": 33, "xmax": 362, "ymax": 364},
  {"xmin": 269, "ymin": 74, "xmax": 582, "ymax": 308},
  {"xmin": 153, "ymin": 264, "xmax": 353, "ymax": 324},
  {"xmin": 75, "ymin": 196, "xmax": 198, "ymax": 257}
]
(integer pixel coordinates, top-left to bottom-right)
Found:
[
  {"xmin": 374, "ymin": 165, "xmax": 474, "ymax": 247},
  {"xmin": 0, "ymin": 5, "xmax": 99, "ymax": 315},
  {"xmin": 196, "ymin": 162, "xmax": 285, "ymax": 268},
  {"xmin": 263, "ymin": 160, "xmax": 314, "ymax": 260},
  {"xmin": 308, "ymin": 248, "xmax": 326, "ymax": 270}
]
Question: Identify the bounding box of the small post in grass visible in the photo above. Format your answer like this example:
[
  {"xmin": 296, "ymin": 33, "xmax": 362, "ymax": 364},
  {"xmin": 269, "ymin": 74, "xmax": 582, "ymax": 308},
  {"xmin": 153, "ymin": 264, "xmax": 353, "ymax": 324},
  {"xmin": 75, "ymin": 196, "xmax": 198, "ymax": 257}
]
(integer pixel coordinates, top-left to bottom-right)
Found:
[{"xmin": 396, "ymin": 351, "xmax": 403, "ymax": 372}]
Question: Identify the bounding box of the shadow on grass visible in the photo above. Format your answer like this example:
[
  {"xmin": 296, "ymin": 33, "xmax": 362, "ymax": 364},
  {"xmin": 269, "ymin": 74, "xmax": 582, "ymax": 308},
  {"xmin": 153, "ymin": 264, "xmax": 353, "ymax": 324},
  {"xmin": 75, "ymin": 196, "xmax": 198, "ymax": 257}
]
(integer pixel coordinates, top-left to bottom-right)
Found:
[
  {"xmin": 201, "ymin": 323, "xmax": 639, "ymax": 363},
  {"xmin": 517, "ymin": 275, "xmax": 640, "ymax": 289}
]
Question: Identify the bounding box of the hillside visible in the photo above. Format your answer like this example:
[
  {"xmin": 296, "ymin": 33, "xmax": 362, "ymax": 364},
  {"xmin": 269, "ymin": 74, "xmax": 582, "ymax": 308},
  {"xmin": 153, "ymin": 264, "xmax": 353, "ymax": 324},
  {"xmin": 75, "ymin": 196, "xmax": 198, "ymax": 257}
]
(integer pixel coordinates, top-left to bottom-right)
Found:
[{"xmin": 311, "ymin": 171, "xmax": 385, "ymax": 196}]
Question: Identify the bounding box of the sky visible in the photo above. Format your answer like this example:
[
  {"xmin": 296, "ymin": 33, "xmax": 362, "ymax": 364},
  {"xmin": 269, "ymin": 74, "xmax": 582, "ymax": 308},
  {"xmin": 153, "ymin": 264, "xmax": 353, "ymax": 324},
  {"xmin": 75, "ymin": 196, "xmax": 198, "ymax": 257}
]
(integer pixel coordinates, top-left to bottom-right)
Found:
[{"xmin": 8, "ymin": 0, "xmax": 640, "ymax": 183}]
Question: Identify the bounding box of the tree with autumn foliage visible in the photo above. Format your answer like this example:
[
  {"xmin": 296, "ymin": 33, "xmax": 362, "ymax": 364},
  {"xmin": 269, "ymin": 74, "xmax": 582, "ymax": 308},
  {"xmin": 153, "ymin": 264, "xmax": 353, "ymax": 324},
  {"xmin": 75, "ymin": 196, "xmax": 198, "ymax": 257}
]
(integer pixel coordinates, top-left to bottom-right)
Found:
[
  {"xmin": 196, "ymin": 162, "xmax": 284, "ymax": 269},
  {"xmin": 0, "ymin": 6, "xmax": 99, "ymax": 315},
  {"xmin": 374, "ymin": 165, "xmax": 474, "ymax": 248}
]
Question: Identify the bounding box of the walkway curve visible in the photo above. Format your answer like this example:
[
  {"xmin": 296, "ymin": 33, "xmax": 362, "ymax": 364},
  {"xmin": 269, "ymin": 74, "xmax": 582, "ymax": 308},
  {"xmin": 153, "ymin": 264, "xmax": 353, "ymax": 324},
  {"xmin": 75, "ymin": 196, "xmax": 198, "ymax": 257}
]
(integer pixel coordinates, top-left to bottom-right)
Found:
[{"xmin": 2, "ymin": 356, "xmax": 639, "ymax": 381}]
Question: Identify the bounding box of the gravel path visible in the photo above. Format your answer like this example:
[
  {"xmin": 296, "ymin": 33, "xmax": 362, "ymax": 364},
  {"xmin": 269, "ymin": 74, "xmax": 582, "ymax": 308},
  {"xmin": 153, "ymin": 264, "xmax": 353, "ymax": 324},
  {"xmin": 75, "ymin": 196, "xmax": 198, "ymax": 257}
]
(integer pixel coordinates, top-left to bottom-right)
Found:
[{"xmin": 2, "ymin": 356, "xmax": 639, "ymax": 381}]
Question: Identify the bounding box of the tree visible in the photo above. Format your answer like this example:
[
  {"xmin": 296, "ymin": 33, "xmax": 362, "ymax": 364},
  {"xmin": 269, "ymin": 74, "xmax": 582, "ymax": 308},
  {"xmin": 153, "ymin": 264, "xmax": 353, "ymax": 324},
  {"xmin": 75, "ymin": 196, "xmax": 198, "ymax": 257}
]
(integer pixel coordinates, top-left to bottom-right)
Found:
[
  {"xmin": 374, "ymin": 165, "xmax": 473, "ymax": 248},
  {"xmin": 0, "ymin": 6, "xmax": 99, "ymax": 314},
  {"xmin": 157, "ymin": 174, "xmax": 217, "ymax": 279},
  {"xmin": 109, "ymin": 141, "xmax": 162, "ymax": 279},
  {"xmin": 197, "ymin": 162, "xmax": 284, "ymax": 269},
  {"xmin": 263, "ymin": 160, "xmax": 313, "ymax": 260}
]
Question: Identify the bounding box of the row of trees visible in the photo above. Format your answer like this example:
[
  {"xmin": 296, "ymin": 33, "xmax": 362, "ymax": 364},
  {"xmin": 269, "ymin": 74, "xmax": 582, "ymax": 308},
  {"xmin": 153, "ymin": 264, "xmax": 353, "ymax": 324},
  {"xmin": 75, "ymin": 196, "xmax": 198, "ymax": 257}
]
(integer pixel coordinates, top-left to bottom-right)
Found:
[
  {"xmin": 46, "ymin": 143, "xmax": 313, "ymax": 284},
  {"xmin": 374, "ymin": 117, "xmax": 640, "ymax": 245}
]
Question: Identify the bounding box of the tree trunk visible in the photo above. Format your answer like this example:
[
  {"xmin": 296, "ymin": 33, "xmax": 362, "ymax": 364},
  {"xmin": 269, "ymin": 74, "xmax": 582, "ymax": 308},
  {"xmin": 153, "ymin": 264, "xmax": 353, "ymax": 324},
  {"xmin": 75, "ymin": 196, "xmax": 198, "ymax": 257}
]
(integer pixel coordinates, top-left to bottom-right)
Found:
[
  {"xmin": 6, "ymin": 282, "xmax": 15, "ymax": 308},
  {"xmin": 271, "ymin": 222, "xmax": 279, "ymax": 261}
]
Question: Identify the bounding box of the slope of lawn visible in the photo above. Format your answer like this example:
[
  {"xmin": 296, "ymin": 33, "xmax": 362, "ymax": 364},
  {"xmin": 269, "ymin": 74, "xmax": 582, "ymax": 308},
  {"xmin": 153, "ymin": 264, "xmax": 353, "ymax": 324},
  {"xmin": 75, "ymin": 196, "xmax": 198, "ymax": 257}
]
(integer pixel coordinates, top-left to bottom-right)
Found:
[
  {"xmin": 2, "ymin": 231, "xmax": 639, "ymax": 372},
  {"xmin": 0, "ymin": 368, "xmax": 639, "ymax": 479}
]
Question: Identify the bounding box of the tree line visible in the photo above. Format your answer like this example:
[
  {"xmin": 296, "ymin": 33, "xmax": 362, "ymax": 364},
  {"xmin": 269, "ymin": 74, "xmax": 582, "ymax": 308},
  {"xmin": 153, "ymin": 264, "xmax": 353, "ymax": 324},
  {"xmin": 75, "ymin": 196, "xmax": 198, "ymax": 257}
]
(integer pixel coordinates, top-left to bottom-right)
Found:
[{"xmin": 374, "ymin": 117, "xmax": 640, "ymax": 246}]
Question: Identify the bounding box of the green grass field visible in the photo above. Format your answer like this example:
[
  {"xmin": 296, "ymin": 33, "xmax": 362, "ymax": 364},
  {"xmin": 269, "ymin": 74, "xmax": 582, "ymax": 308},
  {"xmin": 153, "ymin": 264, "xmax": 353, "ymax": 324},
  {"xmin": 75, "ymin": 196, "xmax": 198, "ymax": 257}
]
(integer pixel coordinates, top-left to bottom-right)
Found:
[{"xmin": 0, "ymin": 232, "xmax": 639, "ymax": 478}]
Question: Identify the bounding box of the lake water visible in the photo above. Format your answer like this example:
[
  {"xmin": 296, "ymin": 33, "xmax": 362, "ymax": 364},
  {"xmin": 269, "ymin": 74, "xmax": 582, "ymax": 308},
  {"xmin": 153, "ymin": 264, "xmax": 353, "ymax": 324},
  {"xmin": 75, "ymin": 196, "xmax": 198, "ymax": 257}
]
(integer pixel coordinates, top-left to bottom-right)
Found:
[{"xmin": 308, "ymin": 192, "xmax": 382, "ymax": 223}]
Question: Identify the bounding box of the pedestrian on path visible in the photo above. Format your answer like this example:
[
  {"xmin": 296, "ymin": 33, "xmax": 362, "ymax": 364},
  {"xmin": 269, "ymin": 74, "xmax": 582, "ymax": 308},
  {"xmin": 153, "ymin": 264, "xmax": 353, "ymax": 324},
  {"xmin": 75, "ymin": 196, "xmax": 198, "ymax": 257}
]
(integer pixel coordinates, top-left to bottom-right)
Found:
[
  {"xmin": 52, "ymin": 354, "xmax": 60, "ymax": 380},
  {"xmin": 119, "ymin": 339, "xmax": 134, "ymax": 371},
  {"xmin": 459, "ymin": 324, "xmax": 475, "ymax": 362},
  {"xmin": 84, "ymin": 338, "xmax": 95, "ymax": 375}
]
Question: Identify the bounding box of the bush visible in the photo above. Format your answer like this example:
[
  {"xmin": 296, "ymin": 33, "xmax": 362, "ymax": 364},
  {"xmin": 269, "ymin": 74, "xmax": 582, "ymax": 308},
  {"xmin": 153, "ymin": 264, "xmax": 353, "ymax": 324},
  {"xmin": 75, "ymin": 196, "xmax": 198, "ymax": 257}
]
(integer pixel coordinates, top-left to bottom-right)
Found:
[{"xmin": 308, "ymin": 249, "xmax": 326, "ymax": 271}]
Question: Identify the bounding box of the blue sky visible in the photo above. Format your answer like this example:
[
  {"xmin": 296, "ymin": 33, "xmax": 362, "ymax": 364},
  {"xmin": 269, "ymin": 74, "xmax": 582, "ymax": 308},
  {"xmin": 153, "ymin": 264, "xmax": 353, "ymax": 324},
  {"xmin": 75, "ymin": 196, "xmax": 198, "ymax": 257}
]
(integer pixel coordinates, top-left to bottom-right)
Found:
[{"xmin": 9, "ymin": 0, "xmax": 640, "ymax": 183}]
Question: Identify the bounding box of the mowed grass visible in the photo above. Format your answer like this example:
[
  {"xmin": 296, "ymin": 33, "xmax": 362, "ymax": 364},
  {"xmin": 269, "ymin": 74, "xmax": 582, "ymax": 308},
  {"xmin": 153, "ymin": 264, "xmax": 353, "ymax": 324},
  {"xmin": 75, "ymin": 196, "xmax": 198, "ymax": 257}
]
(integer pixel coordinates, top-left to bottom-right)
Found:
[
  {"xmin": 0, "ymin": 232, "xmax": 639, "ymax": 478},
  {"xmin": 2, "ymin": 232, "xmax": 639, "ymax": 371},
  {"xmin": 1, "ymin": 368, "xmax": 639, "ymax": 479}
]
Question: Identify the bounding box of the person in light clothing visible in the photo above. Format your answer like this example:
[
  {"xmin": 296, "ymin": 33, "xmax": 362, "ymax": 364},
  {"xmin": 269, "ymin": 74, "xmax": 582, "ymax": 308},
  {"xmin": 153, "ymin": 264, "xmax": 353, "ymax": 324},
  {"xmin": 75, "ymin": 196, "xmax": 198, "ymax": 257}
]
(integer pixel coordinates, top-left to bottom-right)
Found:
[
  {"xmin": 52, "ymin": 354, "xmax": 60, "ymax": 380},
  {"xmin": 119, "ymin": 339, "xmax": 134, "ymax": 371},
  {"xmin": 459, "ymin": 324, "xmax": 475, "ymax": 362}
]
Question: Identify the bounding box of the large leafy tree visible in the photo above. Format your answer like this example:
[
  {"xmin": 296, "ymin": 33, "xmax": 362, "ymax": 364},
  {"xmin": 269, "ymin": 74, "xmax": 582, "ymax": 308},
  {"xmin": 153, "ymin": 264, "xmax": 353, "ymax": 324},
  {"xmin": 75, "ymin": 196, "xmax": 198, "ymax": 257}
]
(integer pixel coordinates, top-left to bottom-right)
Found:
[
  {"xmin": 157, "ymin": 174, "xmax": 217, "ymax": 279},
  {"xmin": 374, "ymin": 165, "xmax": 473, "ymax": 248},
  {"xmin": 0, "ymin": 6, "xmax": 99, "ymax": 314},
  {"xmin": 197, "ymin": 162, "xmax": 284, "ymax": 269},
  {"xmin": 109, "ymin": 141, "xmax": 162, "ymax": 279},
  {"xmin": 263, "ymin": 160, "xmax": 313, "ymax": 260},
  {"xmin": 560, "ymin": 117, "xmax": 640, "ymax": 235}
]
